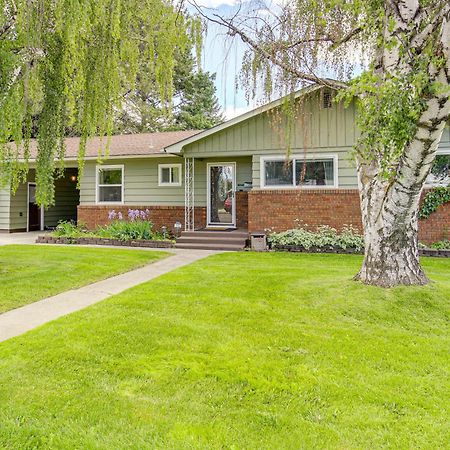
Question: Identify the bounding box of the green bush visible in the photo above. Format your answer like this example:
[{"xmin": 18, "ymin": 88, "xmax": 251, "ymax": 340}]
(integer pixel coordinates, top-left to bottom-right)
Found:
[
  {"xmin": 53, "ymin": 221, "xmax": 88, "ymax": 238},
  {"xmin": 52, "ymin": 218, "xmax": 168, "ymax": 242},
  {"xmin": 268, "ymin": 225, "xmax": 364, "ymax": 251},
  {"xmin": 419, "ymin": 186, "xmax": 450, "ymax": 219},
  {"xmin": 97, "ymin": 219, "xmax": 158, "ymax": 241},
  {"xmin": 429, "ymin": 239, "xmax": 450, "ymax": 250}
]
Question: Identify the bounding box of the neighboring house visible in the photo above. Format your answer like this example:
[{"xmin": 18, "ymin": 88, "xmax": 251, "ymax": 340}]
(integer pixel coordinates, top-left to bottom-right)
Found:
[{"xmin": 1, "ymin": 86, "xmax": 449, "ymax": 243}]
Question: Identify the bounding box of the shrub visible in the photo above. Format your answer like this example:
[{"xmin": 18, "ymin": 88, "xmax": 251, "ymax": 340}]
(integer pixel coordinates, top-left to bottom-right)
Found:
[
  {"xmin": 419, "ymin": 186, "xmax": 450, "ymax": 219},
  {"xmin": 268, "ymin": 225, "xmax": 364, "ymax": 251},
  {"xmin": 429, "ymin": 239, "xmax": 450, "ymax": 250},
  {"xmin": 51, "ymin": 210, "xmax": 168, "ymax": 242},
  {"xmin": 98, "ymin": 220, "xmax": 156, "ymax": 241},
  {"xmin": 53, "ymin": 221, "xmax": 86, "ymax": 238},
  {"xmin": 98, "ymin": 208, "xmax": 167, "ymax": 241}
]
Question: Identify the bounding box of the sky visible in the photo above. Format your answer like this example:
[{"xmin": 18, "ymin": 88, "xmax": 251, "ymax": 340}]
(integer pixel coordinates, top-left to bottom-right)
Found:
[
  {"xmin": 198, "ymin": 1, "xmax": 251, "ymax": 119},
  {"xmin": 194, "ymin": 0, "xmax": 366, "ymax": 120}
]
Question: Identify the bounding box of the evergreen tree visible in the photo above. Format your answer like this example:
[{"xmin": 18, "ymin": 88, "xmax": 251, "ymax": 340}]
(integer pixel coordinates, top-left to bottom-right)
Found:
[{"xmin": 114, "ymin": 49, "xmax": 223, "ymax": 133}]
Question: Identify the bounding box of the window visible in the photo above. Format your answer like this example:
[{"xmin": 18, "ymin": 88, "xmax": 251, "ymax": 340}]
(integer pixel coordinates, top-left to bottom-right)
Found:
[
  {"xmin": 426, "ymin": 151, "xmax": 450, "ymax": 186},
  {"xmin": 261, "ymin": 155, "xmax": 337, "ymax": 188},
  {"xmin": 159, "ymin": 164, "xmax": 182, "ymax": 186},
  {"xmin": 264, "ymin": 160, "xmax": 293, "ymax": 186},
  {"xmin": 96, "ymin": 165, "xmax": 124, "ymax": 203},
  {"xmin": 295, "ymin": 159, "xmax": 335, "ymax": 186}
]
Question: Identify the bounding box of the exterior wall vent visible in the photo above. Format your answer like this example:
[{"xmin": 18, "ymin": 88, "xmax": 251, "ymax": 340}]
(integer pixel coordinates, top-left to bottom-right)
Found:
[{"xmin": 323, "ymin": 90, "xmax": 332, "ymax": 109}]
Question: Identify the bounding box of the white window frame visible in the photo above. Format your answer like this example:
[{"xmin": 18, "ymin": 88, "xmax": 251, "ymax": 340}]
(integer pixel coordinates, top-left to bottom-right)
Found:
[
  {"xmin": 260, "ymin": 154, "xmax": 339, "ymax": 189},
  {"xmin": 96, "ymin": 164, "xmax": 124, "ymax": 204},
  {"xmin": 425, "ymin": 149, "xmax": 450, "ymax": 187},
  {"xmin": 158, "ymin": 163, "xmax": 182, "ymax": 187}
]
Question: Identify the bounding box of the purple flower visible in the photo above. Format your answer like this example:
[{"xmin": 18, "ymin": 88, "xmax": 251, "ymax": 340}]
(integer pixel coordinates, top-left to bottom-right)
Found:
[
  {"xmin": 108, "ymin": 210, "xmax": 117, "ymax": 220},
  {"xmin": 128, "ymin": 209, "xmax": 138, "ymax": 221},
  {"xmin": 117, "ymin": 212, "xmax": 123, "ymax": 220}
]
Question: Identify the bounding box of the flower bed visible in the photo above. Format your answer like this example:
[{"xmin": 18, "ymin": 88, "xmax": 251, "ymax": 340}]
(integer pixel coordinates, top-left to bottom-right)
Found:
[
  {"xmin": 36, "ymin": 235, "xmax": 174, "ymax": 248},
  {"xmin": 268, "ymin": 226, "xmax": 450, "ymax": 258},
  {"xmin": 36, "ymin": 209, "xmax": 175, "ymax": 248},
  {"xmin": 268, "ymin": 225, "xmax": 365, "ymax": 252}
]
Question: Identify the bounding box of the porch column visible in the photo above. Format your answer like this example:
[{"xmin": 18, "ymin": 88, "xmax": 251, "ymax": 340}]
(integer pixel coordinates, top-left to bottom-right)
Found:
[{"xmin": 184, "ymin": 157, "xmax": 195, "ymax": 231}]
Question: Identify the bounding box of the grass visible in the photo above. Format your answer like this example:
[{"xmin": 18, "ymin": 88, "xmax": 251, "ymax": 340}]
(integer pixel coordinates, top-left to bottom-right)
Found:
[
  {"xmin": 0, "ymin": 245, "xmax": 168, "ymax": 313},
  {"xmin": 0, "ymin": 252, "xmax": 449, "ymax": 449}
]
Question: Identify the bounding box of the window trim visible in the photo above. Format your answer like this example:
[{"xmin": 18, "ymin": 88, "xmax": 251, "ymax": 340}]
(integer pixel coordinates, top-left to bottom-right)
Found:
[
  {"xmin": 425, "ymin": 149, "xmax": 450, "ymax": 187},
  {"xmin": 260, "ymin": 154, "xmax": 339, "ymax": 189},
  {"xmin": 95, "ymin": 164, "xmax": 124, "ymax": 204},
  {"xmin": 158, "ymin": 163, "xmax": 182, "ymax": 187}
]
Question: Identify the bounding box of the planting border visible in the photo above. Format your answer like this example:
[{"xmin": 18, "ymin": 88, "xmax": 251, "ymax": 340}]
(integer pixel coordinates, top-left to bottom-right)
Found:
[
  {"xmin": 36, "ymin": 236, "xmax": 174, "ymax": 248},
  {"xmin": 271, "ymin": 244, "xmax": 450, "ymax": 258}
]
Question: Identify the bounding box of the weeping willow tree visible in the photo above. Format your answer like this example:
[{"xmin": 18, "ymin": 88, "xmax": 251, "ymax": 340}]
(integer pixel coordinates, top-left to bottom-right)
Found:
[
  {"xmin": 0, "ymin": 0, "xmax": 200, "ymax": 206},
  {"xmin": 193, "ymin": 0, "xmax": 450, "ymax": 287}
]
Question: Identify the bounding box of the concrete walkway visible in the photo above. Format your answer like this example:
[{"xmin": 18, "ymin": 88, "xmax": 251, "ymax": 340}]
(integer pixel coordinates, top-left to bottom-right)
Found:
[
  {"xmin": 0, "ymin": 249, "xmax": 216, "ymax": 343},
  {"xmin": 0, "ymin": 231, "xmax": 44, "ymax": 246}
]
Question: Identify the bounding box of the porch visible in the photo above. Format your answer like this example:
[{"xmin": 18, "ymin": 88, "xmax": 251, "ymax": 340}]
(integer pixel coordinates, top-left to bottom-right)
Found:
[{"xmin": 9, "ymin": 168, "xmax": 79, "ymax": 232}]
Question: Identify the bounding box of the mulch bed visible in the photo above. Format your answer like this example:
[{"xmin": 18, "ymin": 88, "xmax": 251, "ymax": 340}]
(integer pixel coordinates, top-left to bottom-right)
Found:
[{"xmin": 36, "ymin": 235, "xmax": 174, "ymax": 248}]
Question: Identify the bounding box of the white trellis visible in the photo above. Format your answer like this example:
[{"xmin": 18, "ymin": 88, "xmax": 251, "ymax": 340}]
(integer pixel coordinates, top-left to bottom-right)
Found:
[{"xmin": 184, "ymin": 157, "xmax": 195, "ymax": 231}]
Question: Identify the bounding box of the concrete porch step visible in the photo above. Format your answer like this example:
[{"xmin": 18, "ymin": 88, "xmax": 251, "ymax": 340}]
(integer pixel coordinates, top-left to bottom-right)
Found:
[
  {"xmin": 174, "ymin": 229, "xmax": 248, "ymax": 251},
  {"xmin": 176, "ymin": 236, "xmax": 246, "ymax": 245},
  {"xmin": 181, "ymin": 230, "xmax": 249, "ymax": 239},
  {"xmin": 174, "ymin": 242, "xmax": 245, "ymax": 251}
]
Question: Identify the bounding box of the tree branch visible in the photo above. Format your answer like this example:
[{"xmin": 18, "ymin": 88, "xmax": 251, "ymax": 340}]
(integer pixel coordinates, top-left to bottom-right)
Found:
[{"xmin": 189, "ymin": 1, "xmax": 348, "ymax": 90}]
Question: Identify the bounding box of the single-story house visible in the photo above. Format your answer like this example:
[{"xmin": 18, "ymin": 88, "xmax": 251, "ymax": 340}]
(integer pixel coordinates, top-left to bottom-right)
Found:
[{"xmin": 1, "ymin": 85, "xmax": 449, "ymax": 244}]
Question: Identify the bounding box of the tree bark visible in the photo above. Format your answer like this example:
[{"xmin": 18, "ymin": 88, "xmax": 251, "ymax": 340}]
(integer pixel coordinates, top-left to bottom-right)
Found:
[
  {"xmin": 355, "ymin": 114, "xmax": 449, "ymax": 287},
  {"xmin": 355, "ymin": 166, "xmax": 428, "ymax": 287},
  {"xmin": 354, "ymin": 0, "xmax": 450, "ymax": 287}
]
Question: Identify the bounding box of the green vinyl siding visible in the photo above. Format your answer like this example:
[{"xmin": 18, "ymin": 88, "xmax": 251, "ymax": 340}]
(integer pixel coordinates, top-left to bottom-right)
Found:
[
  {"xmin": 0, "ymin": 188, "xmax": 10, "ymax": 231},
  {"xmin": 9, "ymin": 176, "xmax": 30, "ymax": 231},
  {"xmin": 79, "ymin": 156, "xmax": 253, "ymax": 208},
  {"xmin": 9, "ymin": 169, "xmax": 79, "ymax": 231},
  {"xmin": 183, "ymin": 93, "xmax": 361, "ymax": 188},
  {"xmin": 44, "ymin": 169, "xmax": 79, "ymax": 227},
  {"xmin": 80, "ymin": 157, "xmax": 185, "ymax": 206},
  {"xmin": 439, "ymin": 125, "xmax": 450, "ymax": 149}
]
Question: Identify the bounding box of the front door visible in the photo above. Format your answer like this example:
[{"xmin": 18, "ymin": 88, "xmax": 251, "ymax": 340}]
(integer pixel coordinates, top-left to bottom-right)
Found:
[
  {"xmin": 207, "ymin": 163, "xmax": 236, "ymax": 227},
  {"xmin": 28, "ymin": 183, "xmax": 40, "ymax": 231}
]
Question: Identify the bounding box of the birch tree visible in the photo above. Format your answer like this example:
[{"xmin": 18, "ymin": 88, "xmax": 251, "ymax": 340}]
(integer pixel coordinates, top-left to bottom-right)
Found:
[
  {"xmin": 0, "ymin": 0, "xmax": 198, "ymax": 206},
  {"xmin": 193, "ymin": 0, "xmax": 450, "ymax": 287}
]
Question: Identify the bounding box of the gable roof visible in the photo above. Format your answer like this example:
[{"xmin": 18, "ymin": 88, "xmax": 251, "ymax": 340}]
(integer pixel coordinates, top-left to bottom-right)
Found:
[
  {"xmin": 21, "ymin": 130, "xmax": 201, "ymax": 161},
  {"xmin": 163, "ymin": 83, "xmax": 334, "ymax": 154}
]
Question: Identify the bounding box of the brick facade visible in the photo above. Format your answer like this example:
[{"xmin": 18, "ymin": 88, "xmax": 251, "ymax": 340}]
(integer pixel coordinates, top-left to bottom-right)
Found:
[
  {"xmin": 248, "ymin": 189, "xmax": 363, "ymax": 233},
  {"xmin": 418, "ymin": 201, "xmax": 449, "ymax": 243},
  {"xmin": 248, "ymin": 189, "xmax": 449, "ymax": 244},
  {"xmin": 77, "ymin": 190, "xmax": 448, "ymax": 244},
  {"xmin": 78, "ymin": 205, "xmax": 206, "ymax": 234},
  {"xmin": 235, "ymin": 191, "xmax": 249, "ymax": 229}
]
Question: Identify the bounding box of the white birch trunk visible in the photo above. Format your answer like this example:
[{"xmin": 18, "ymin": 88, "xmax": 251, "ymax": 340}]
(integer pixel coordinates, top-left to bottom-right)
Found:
[{"xmin": 355, "ymin": 0, "xmax": 450, "ymax": 287}]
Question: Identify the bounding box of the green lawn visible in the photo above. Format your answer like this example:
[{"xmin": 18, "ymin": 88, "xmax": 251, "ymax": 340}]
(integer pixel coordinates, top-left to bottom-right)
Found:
[
  {"xmin": 0, "ymin": 245, "xmax": 167, "ymax": 313},
  {"xmin": 0, "ymin": 253, "xmax": 449, "ymax": 449}
]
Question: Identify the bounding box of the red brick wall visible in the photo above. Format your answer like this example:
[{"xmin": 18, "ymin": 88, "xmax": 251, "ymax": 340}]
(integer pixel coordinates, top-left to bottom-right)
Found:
[
  {"xmin": 236, "ymin": 191, "xmax": 249, "ymax": 229},
  {"xmin": 248, "ymin": 189, "xmax": 449, "ymax": 244},
  {"xmin": 248, "ymin": 189, "xmax": 363, "ymax": 233},
  {"xmin": 419, "ymin": 201, "xmax": 449, "ymax": 243},
  {"xmin": 78, "ymin": 205, "xmax": 206, "ymax": 233}
]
